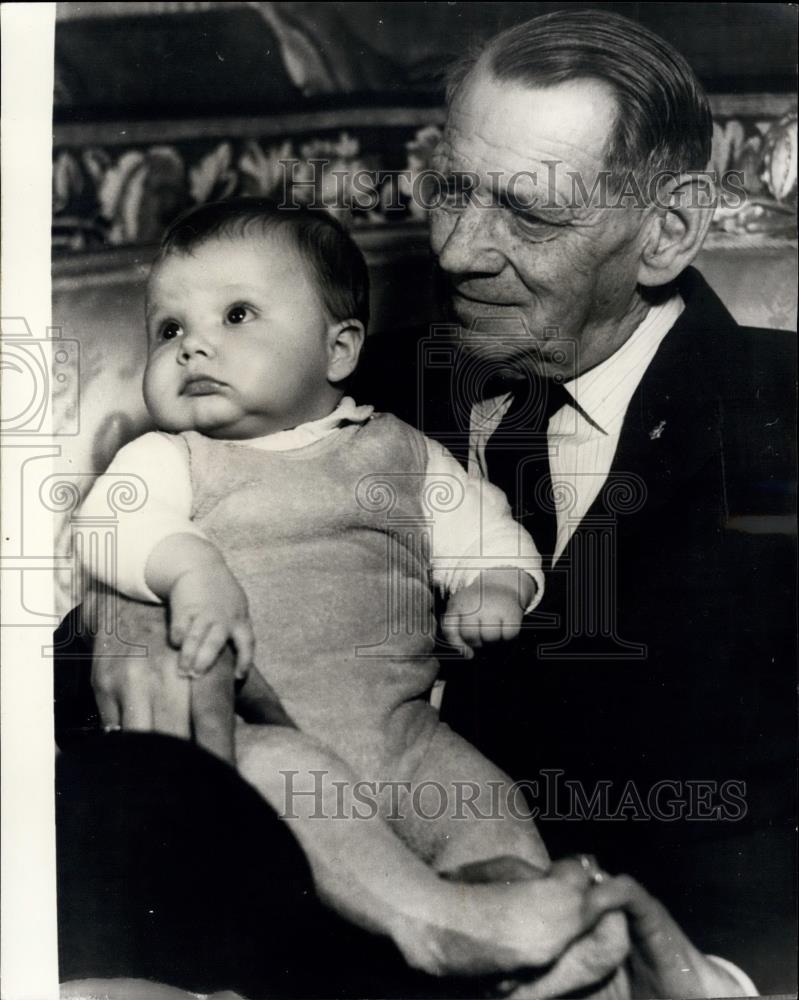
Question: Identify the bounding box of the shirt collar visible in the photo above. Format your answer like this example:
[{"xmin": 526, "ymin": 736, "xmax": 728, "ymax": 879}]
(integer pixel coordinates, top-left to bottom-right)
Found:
[
  {"xmin": 470, "ymin": 294, "xmax": 684, "ymax": 436},
  {"xmin": 562, "ymin": 294, "xmax": 684, "ymax": 435},
  {"xmin": 236, "ymin": 396, "xmax": 375, "ymax": 452}
]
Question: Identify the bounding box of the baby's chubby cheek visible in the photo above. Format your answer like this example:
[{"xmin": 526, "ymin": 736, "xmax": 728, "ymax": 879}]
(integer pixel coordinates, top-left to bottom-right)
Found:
[
  {"xmin": 143, "ymin": 395, "xmax": 189, "ymax": 432},
  {"xmin": 142, "ymin": 364, "xmax": 190, "ymax": 431}
]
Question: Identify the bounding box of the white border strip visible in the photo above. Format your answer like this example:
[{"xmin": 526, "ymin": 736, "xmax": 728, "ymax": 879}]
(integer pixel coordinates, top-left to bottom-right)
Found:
[{"xmin": 1, "ymin": 4, "xmax": 60, "ymax": 999}]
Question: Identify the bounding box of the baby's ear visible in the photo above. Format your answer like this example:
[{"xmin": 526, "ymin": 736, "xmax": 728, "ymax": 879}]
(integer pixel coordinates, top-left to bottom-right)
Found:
[{"xmin": 326, "ymin": 319, "xmax": 366, "ymax": 383}]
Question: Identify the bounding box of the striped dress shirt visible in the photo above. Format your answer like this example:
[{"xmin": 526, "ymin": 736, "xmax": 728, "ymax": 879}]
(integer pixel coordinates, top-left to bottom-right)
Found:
[{"xmin": 468, "ymin": 295, "xmax": 685, "ymax": 564}]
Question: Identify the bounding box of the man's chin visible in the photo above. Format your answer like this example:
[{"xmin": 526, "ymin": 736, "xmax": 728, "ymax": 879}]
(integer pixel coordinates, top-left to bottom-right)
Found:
[
  {"xmin": 455, "ymin": 318, "xmax": 556, "ymax": 360},
  {"xmin": 451, "ymin": 297, "xmax": 559, "ymax": 348},
  {"xmin": 454, "ymin": 330, "xmax": 577, "ymax": 386}
]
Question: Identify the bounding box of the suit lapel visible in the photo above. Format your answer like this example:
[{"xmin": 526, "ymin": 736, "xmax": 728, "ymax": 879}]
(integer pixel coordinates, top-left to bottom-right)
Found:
[{"xmin": 558, "ymin": 268, "xmax": 738, "ymax": 561}]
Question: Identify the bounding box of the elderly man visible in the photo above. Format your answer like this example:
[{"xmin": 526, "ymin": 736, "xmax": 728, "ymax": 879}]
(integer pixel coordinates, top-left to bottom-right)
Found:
[{"xmin": 368, "ymin": 8, "xmax": 794, "ymax": 992}]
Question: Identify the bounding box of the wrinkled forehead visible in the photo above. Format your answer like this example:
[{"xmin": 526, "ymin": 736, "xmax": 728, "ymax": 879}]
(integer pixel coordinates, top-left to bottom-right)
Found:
[{"xmin": 440, "ymin": 69, "xmax": 619, "ymax": 208}]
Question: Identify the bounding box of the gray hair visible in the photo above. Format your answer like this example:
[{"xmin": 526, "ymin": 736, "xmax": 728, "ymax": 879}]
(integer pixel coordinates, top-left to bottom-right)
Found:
[{"xmin": 446, "ymin": 10, "xmax": 713, "ymax": 194}]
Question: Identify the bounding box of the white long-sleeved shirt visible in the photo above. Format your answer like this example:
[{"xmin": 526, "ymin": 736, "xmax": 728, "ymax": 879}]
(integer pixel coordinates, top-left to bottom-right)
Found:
[
  {"xmin": 468, "ymin": 295, "xmax": 685, "ymax": 564},
  {"xmin": 82, "ymin": 396, "xmax": 545, "ymax": 610}
]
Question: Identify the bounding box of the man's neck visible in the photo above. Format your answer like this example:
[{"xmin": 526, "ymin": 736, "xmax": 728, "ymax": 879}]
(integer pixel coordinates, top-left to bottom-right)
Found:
[{"xmin": 570, "ymin": 291, "xmax": 653, "ymax": 380}]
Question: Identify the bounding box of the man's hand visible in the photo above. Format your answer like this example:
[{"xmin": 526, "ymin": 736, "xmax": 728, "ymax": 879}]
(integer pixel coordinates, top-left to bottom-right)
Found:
[
  {"xmin": 92, "ymin": 644, "xmax": 238, "ymax": 763},
  {"xmin": 439, "ymin": 856, "xmax": 633, "ymax": 999},
  {"xmin": 90, "ymin": 586, "xmax": 238, "ymax": 763},
  {"xmin": 432, "ymin": 856, "xmax": 629, "ymax": 1000},
  {"xmin": 168, "ymin": 564, "xmax": 254, "ymax": 678},
  {"xmin": 588, "ymin": 874, "xmax": 753, "ymax": 998},
  {"xmin": 92, "ymin": 639, "xmax": 191, "ymax": 736},
  {"xmin": 441, "ymin": 568, "xmax": 535, "ymax": 658}
]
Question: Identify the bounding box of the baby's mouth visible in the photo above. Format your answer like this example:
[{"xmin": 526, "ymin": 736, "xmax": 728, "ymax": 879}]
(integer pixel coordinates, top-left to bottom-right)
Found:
[{"xmin": 181, "ymin": 377, "xmax": 227, "ymax": 397}]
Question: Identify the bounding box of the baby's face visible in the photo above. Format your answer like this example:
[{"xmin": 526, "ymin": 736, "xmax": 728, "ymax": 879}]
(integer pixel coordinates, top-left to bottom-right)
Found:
[{"xmin": 143, "ymin": 235, "xmax": 336, "ymax": 438}]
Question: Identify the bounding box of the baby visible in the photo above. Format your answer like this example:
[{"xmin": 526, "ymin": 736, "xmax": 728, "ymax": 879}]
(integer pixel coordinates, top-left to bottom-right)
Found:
[{"xmin": 83, "ymin": 196, "xmax": 548, "ymax": 873}]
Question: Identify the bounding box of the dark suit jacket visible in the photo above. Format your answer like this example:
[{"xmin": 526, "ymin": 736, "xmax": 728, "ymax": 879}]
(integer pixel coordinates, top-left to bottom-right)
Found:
[
  {"xmin": 357, "ymin": 264, "xmax": 797, "ymax": 868},
  {"xmin": 455, "ymin": 268, "xmax": 795, "ymax": 797}
]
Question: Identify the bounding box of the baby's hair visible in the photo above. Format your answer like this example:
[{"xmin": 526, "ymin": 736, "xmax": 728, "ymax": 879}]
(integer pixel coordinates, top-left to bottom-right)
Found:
[{"xmin": 155, "ymin": 196, "xmax": 370, "ymax": 329}]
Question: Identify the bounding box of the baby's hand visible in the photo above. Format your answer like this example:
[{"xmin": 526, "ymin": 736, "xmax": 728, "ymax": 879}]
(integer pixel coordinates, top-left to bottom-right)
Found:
[
  {"xmin": 441, "ymin": 568, "xmax": 535, "ymax": 658},
  {"xmin": 168, "ymin": 563, "xmax": 254, "ymax": 678}
]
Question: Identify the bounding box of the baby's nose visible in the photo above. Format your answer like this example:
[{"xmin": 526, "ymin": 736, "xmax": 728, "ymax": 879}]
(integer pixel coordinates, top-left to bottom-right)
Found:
[{"xmin": 178, "ymin": 329, "xmax": 215, "ymax": 361}]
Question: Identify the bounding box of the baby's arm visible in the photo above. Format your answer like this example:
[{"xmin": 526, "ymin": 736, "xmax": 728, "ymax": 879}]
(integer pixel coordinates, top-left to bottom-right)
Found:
[
  {"xmin": 425, "ymin": 438, "xmax": 544, "ymax": 657},
  {"xmin": 145, "ymin": 532, "xmax": 254, "ymax": 677},
  {"xmin": 80, "ymin": 432, "xmax": 253, "ymax": 677}
]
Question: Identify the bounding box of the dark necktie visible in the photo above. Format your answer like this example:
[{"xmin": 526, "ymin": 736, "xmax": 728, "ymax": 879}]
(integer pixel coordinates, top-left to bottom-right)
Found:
[{"xmin": 484, "ymin": 378, "xmax": 573, "ymax": 567}]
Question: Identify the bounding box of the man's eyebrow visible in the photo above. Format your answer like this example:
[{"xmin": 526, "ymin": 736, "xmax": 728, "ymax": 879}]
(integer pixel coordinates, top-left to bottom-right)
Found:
[{"xmin": 494, "ymin": 186, "xmax": 576, "ymax": 221}]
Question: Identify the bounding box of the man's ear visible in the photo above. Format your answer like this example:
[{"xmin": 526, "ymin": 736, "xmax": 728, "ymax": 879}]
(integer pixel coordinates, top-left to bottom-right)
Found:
[
  {"xmin": 326, "ymin": 318, "xmax": 366, "ymax": 384},
  {"xmin": 637, "ymin": 173, "xmax": 715, "ymax": 287}
]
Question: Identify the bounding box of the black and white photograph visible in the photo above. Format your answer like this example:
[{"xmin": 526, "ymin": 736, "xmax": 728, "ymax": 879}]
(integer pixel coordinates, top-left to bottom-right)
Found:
[{"xmin": 1, "ymin": 3, "xmax": 797, "ymax": 998}]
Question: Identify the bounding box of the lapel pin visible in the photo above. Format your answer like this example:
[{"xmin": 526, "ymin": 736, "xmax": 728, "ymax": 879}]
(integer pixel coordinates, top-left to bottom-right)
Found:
[{"xmin": 649, "ymin": 420, "xmax": 667, "ymax": 441}]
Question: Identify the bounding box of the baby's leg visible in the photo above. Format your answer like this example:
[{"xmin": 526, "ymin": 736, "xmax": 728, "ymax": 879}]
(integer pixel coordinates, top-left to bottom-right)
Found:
[
  {"xmin": 235, "ymin": 721, "xmax": 629, "ymax": 990},
  {"xmin": 386, "ymin": 720, "xmax": 549, "ymax": 874}
]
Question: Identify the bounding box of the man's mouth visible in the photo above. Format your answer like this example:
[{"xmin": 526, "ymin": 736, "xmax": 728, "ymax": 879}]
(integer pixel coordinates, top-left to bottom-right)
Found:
[
  {"xmin": 452, "ymin": 289, "xmax": 519, "ymax": 308},
  {"xmin": 453, "ymin": 289, "xmax": 492, "ymax": 303},
  {"xmin": 181, "ymin": 377, "xmax": 227, "ymax": 397}
]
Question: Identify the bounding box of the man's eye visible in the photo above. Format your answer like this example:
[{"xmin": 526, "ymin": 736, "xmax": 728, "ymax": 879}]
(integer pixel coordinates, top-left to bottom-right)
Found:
[
  {"xmin": 160, "ymin": 320, "xmax": 182, "ymax": 340},
  {"xmin": 510, "ymin": 212, "xmax": 559, "ymax": 241},
  {"xmin": 225, "ymin": 304, "xmax": 253, "ymax": 325}
]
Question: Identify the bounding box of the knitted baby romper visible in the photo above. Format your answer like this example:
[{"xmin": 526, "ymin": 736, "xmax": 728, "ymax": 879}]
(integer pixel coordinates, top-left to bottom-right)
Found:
[{"xmin": 102, "ymin": 413, "xmax": 547, "ymax": 872}]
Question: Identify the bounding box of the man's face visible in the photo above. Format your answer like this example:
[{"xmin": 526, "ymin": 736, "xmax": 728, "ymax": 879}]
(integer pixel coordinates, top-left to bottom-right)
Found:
[{"xmin": 430, "ymin": 70, "xmax": 651, "ymax": 379}]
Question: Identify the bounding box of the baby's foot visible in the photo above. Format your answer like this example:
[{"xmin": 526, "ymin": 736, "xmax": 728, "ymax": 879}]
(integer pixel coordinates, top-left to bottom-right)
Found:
[
  {"xmin": 394, "ymin": 865, "xmax": 628, "ymax": 981},
  {"xmin": 439, "ymin": 856, "xmax": 630, "ymax": 996}
]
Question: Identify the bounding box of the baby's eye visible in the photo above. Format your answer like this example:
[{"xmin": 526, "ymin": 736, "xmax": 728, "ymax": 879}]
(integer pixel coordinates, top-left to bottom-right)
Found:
[
  {"xmin": 160, "ymin": 320, "xmax": 182, "ymax": 340},
  {"xmin": 225, "ymin": 304, "xmax": 254, "ymax": 325}
]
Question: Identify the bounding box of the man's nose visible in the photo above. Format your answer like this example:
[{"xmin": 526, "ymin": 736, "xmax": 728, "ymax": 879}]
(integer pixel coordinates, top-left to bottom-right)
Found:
[
  {"xmin": 177, "ymin": 328, "xmax": 216, "ymax": 363},
  {"xmin": 430, "ymin": 200, "xmax": 505, "ymax": 275}
]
